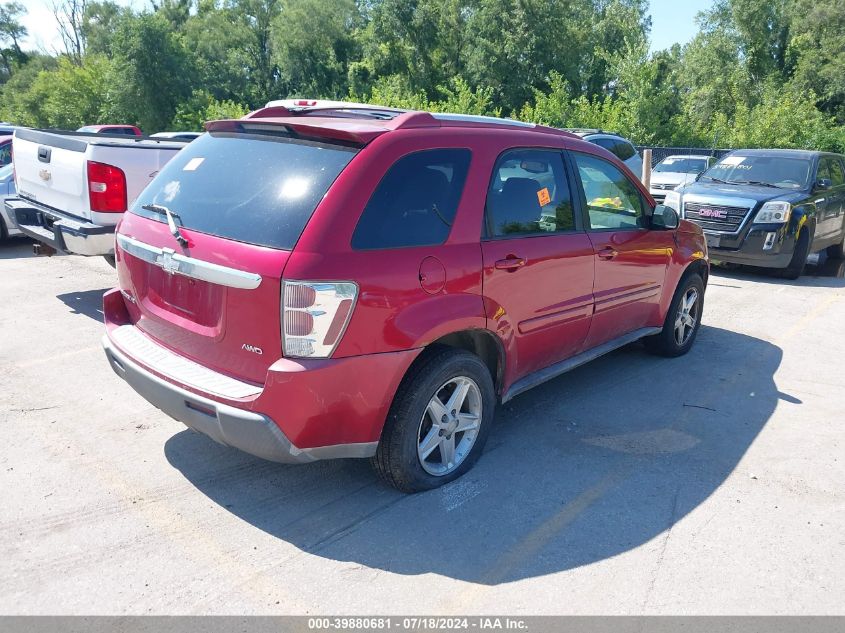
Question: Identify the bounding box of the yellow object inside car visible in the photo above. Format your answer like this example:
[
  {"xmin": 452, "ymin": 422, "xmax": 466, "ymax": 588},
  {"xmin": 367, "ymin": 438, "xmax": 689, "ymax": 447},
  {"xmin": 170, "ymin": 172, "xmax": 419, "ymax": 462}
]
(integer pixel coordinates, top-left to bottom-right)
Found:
[{"xmin": 588, "ymin": 196, "xmax": 624, "ymax": 209}]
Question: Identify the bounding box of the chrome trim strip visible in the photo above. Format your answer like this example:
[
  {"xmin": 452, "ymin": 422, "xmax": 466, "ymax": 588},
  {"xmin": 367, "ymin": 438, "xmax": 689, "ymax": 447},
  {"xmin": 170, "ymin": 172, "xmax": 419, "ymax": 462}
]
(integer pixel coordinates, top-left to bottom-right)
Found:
[
  {"xmin": 110, "ymin": 325, "xmax": 262, "ymax": 399},
  {"xmin": 116, "ymin": 234, "xmax": 262, "ymax": 290}
]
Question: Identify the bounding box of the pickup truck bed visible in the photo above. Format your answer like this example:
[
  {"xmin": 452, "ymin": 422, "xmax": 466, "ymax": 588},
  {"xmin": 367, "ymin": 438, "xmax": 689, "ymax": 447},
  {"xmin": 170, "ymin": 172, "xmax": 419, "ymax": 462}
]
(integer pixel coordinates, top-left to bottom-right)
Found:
[{"xmin": 6, "ymin": 128, "xmax": 189, "ymax": 258}]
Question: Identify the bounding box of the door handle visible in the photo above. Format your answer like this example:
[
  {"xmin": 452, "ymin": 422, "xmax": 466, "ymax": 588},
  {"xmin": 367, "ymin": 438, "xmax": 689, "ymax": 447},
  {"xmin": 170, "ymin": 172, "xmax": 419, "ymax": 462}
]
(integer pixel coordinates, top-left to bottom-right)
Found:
[
  {"xmin": 495, "ymin": 256, "xmax": 526, "ymax": 271},
  {"xmin": 597, "ymin": 247, "xmax": 618, "ymax": 260}
]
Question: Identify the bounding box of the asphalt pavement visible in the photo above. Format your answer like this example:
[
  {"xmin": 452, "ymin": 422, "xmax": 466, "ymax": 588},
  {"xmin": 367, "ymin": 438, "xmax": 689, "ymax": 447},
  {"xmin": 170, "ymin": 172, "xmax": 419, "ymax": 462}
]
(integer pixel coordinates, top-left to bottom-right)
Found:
[{"xmin": 1, "ymin": 239, "xmax": 843, "ymax": 614}]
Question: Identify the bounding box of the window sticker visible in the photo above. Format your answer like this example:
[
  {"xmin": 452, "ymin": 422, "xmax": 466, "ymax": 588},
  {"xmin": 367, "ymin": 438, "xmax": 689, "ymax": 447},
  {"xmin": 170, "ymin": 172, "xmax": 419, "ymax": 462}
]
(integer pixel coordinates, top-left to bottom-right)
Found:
[
  {"xmin": 662, "ymin": 158, "xmax": 676, "ymax": 164},
  {"xmin": 719, "ymin": 156, "xmax": 745, "ymax": 166},
  {"xmin": 537, "ymin": 187, "xmax": 551, "ymax": 206},
  {"xmin": 183, "ymin": 157, "xmax": 205, "ymax": 171}
]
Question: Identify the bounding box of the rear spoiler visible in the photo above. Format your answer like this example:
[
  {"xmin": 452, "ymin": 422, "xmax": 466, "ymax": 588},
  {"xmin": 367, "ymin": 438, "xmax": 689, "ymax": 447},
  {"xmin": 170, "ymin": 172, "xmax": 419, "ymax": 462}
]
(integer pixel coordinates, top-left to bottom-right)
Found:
[{"xmin": 205, "ymin": 110, "xmax": 440, "ymax": 145}]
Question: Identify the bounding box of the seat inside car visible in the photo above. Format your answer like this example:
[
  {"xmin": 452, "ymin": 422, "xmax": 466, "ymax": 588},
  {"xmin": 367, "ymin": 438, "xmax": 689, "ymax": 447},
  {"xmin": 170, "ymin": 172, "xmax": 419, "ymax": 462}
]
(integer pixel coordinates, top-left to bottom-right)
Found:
[{"xmin": 488, "ymin": 177, "xmax": 542, "ymax": 234}]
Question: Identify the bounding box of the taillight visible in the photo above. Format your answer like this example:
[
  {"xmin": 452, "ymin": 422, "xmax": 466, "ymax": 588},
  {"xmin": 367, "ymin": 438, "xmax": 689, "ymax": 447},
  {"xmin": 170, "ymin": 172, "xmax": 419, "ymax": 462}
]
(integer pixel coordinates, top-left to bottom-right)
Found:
[
  {"xmin": 282, "ymin": 281, "xmax": 358, "ymax": 358},
  {"xmin": 87, "ymin": 161, "xmax": 127, "ymax": 212}
]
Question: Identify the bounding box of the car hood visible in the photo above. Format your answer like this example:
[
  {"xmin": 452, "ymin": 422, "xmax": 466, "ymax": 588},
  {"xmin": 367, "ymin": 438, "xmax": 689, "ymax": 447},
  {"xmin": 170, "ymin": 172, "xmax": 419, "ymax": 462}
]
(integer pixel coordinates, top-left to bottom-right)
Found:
[
  {"xmin": 651, "ymin": 172, "xmax": 694, "ymax": 187},
  {"xmin": 679, "ymin": 181, "xmax": 808, "ymax": 204}
]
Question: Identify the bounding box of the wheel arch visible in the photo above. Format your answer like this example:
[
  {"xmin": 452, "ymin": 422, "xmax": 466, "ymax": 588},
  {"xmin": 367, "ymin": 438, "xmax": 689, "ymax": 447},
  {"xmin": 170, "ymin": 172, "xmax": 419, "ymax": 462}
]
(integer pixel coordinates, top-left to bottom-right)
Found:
[
  {"xmin": 410, "ymin": 328, "xmax": 505, "ymax": 396},
  {"xmin": 682, "ymin": 258, "xmax": 709, "ymax": 287}
]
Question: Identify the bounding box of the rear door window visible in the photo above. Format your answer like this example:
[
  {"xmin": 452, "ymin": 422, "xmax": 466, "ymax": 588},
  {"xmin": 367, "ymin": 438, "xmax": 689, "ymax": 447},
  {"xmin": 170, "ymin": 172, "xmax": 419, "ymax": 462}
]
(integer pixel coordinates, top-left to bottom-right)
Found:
[
  {"xmin": 352, "ymin": 149, "xmax": 471, "ymax": 249},
  {"xmin": 485, "ymin": 149, "xmax": 577, "ymax": 237},
  {"xmin": 833, "ymin": 159, "xmax": 845, "ymax": 186},
  {"xmin": 820, "ymin": 157, "xmax": 845, "ymax": 186},
  {"xmin": 131, "ymin": 132, "xmax": 358, "ymax": 250}
]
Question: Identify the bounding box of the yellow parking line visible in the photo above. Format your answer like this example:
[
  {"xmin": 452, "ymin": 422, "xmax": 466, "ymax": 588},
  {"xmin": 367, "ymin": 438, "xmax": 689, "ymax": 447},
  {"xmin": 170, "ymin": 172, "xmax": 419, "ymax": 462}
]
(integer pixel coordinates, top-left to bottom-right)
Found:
[
  {"xmin": 445, "ymin": 466, "xmax": 631, "ymax": 612},
  {"xmin": 777, "ymin": 294, "xmax": 842, "ymax": 344},
  {"xmin": 15, "ymin": 345, "xmax": 100, "ymax": 369}
]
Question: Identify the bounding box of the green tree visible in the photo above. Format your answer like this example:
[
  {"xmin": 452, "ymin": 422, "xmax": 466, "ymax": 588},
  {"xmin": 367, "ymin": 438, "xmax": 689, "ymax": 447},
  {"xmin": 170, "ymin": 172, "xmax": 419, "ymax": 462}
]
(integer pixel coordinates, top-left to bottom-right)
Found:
[
  {"xmin": 171, "ymin": 89, "xmax": 249, "ymax": 130},
  {"xmin": 0, "ymin": 1, "xmax": 27, "ymax": 82},
  {"xmin": 81, "ymin": 1, "xmax": 132, "ymax": 56},
  {"xmin": 36, "ymin": 54, "xmax": 113, "ymax": 128},
  {"xmin": 272, "ymin": 0, "xmax": 362, "ymax": 98},
  {"xmin": 0, "ymin": 54, "xmax": 58, "ymax": 125},
  {"xmin": 103, "ymin": 12, "xmax": 194, "ymax": 132},
  {"xmin": 355, "ymin": 0, "xmax": 468, "ymax": 99},
  {"xmin": 184, "ymin": 1, "xmax": 253, "ymax": 103},
  {"xmin": 230, "ymin": 0, "xmax": 281, "ymax": 105},
  {"xmin": 789, "ymin": 0, "xmax": 845, "ymax": 123}
]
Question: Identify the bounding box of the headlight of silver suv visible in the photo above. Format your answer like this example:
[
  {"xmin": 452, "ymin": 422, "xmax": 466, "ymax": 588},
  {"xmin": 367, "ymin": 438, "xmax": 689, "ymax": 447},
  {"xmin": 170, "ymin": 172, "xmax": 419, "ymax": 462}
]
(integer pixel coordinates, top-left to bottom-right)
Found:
[{"xmin": 754, "ymin": 201, "xmax": 791, "ymax": 224}]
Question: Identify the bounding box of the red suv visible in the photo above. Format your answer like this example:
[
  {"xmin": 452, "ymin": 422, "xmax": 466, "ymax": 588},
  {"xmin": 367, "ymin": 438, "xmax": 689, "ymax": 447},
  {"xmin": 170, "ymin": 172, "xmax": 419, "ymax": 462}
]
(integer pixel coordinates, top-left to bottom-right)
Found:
[{"xmin": 102, "ymin": 101, "xmax": 708, "ymax": 492}]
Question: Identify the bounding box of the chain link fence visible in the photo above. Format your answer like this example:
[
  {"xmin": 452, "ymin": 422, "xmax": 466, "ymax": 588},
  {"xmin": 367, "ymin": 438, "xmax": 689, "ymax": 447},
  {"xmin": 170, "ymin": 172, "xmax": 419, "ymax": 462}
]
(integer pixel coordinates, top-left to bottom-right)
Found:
[{"xmin": 636, "ymin": 146, "xmax": 734, "ymax": 168}]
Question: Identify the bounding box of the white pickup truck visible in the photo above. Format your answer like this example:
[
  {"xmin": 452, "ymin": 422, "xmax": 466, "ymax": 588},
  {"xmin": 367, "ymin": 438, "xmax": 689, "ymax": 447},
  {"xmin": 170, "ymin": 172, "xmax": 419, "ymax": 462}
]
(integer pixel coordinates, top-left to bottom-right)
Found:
[{"xmin": 5, "ymin": 128, "xmax": 190, "ymax": 263}]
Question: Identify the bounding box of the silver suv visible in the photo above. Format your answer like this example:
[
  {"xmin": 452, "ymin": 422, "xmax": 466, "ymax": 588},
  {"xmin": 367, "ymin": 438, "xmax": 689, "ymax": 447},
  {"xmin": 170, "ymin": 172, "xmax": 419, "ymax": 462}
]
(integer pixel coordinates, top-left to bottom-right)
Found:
[{"xmin": 564, "ymin": 129, "xmax": 643, "ymax": 178}]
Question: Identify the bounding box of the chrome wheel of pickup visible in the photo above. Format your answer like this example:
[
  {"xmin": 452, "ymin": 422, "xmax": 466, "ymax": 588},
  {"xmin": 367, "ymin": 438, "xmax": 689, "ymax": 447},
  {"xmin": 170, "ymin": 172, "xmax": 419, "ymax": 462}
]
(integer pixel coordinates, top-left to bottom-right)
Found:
[
  {"xmin": 674, "ymin": 287, "xmax": 700, "ymax": 346},
  {"xmin": 417, "ymin": 376, "xmax": 482, "ymax": 476}
]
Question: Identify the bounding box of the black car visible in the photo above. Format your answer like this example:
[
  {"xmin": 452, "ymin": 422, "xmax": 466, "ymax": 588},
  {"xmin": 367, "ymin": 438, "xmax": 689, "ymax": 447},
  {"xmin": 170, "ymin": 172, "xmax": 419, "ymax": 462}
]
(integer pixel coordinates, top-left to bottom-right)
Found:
[{"xmin": 665, "ymin": 149, "xmax": 845, "ymax": 278}]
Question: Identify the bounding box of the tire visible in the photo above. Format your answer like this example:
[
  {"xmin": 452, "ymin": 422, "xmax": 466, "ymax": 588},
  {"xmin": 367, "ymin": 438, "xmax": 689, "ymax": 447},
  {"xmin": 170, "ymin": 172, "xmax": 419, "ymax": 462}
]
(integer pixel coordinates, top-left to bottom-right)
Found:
[
  {"xmin": 103, "ymin": 255, "xmax": 116, "ymax": 268},
  {"xmin": 826, "ymin": 232, "xmax": 845, "ymax": 260},
  {"xmin": 0, "ymin": 216, "xmax": 7, "ymax": 242},
  {"xmin": 644, "ymin": 273, "xmax": 705, "ymax": 358},
  {"xmin": 782, "ymin": 227, "xmax": 811, "ymax": 280},
  {"xmin": 372, "ymin": 347, "xmax": 496, "ymax": 493}
]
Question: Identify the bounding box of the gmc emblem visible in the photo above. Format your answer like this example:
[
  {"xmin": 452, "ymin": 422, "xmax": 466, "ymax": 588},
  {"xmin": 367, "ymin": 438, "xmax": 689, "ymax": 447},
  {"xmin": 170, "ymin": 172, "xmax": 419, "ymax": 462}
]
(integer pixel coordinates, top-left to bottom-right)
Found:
[{"xmin": 697, "ymin": 208, "xmax": 727, "ymax": 219}]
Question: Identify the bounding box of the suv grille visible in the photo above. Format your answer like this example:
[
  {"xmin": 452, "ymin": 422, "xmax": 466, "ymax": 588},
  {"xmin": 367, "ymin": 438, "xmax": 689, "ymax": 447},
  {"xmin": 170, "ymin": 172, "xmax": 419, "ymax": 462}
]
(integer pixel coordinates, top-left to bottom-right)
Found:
[
  {"xmin": 684, "ymin": 202, "xmax": 751, "ymax": 233},
  {"xmin": 652, "ymin": 183, "xmax": 675, "ymax": 190}
]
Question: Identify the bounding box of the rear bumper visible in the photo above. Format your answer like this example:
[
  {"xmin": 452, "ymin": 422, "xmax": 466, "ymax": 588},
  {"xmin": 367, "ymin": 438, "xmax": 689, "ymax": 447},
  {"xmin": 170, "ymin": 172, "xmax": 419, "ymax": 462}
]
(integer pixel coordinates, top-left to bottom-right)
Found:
[
  {"xmin": 103, "ymin": 333, "xmax": 385, "ymax": 463},
  {"xmin": 101, "ymin": 290, "xmax": 421, "ymax": 462},
  {"xmin": 5, "ymin": 197, "xmax": 116, "ymax": 256},
  {"xmin": 0, "ymin": 200, "xmax": 22, "ymax": 236}
]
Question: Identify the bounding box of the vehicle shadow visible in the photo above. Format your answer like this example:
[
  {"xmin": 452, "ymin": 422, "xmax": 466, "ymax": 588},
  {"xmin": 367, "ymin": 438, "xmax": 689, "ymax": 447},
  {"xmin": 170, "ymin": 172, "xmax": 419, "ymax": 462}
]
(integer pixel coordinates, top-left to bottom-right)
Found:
[
  {"xmin": 164, "ymin": 325, "xmax": 783, "ymax": 584},
  {"xmin": 711, "ymin": 254, "xmax": 845, "ymax": 288},
  {"xmin": 0, "ymin": 238, "xmax": 42, "ymax": 260},
  {"xmin": 56, "ymin": 288, "xmax": 109, "ymax": 322}
]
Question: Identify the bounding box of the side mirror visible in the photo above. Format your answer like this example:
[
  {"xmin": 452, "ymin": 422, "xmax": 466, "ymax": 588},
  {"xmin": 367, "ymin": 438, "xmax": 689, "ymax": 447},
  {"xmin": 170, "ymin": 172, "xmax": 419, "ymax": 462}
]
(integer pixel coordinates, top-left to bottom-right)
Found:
[
  {"xmin": 652, "ymin": 204, "xmax": 679, "ymax": 230},
  {"xmin": 816, "ymin": 178, "xmax": 832, "ymax": 190}
]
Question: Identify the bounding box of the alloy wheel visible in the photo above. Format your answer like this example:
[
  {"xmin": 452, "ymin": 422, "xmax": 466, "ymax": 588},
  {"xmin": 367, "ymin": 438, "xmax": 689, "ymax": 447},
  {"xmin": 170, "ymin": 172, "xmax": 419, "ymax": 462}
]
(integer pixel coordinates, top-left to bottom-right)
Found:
[
  {"xmin": 417, "ymin": 376, "xmax": 482, "ymax": 476},
  {"xmin": 674, "ymin": 287, "xmax": 700, "ymax": 346}
]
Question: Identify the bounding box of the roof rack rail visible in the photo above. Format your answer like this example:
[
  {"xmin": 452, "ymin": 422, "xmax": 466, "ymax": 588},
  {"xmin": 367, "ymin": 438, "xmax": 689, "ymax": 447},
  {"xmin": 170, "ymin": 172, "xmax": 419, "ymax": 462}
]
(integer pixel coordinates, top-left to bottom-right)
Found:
[{"xmin": 430, "ymin": 113, "xmax": 536, "ymax": 128}]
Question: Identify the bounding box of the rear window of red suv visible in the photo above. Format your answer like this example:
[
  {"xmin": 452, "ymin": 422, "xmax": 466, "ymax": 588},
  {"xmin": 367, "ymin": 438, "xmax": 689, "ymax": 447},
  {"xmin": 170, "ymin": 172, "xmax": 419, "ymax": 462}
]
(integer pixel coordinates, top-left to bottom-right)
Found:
[{"xmin": 131, "ymin": 132, "xmax": 358, "ymax": 250}]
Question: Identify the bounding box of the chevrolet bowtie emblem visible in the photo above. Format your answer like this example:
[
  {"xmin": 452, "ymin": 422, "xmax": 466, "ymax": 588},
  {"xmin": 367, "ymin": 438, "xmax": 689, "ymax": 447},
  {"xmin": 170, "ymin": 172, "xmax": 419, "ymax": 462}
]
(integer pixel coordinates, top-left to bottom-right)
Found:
[
  {"xmin": 38, "ymin": 169, "xmax": 51, "ymax": 181},
  {"xmin": 156, "ymin": 248, "xmax": 180, "ymax": 275}
]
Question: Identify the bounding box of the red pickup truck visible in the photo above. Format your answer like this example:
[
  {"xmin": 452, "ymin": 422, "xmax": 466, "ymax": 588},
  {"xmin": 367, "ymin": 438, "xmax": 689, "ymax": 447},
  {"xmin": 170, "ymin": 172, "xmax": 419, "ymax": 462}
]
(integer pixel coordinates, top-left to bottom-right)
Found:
[
  {"xmin": 102, "ymin": 101, "xmax": 709, "ymax": 492},
  {"xmin": 77, "ymin": 124, "xmax": 143, "ymax": 136}
]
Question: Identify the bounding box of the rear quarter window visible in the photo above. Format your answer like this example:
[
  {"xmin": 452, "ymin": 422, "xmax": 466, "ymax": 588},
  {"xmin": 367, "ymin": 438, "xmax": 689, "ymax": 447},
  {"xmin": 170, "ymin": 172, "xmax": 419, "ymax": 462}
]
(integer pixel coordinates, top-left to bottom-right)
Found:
[
  {"xmin": 613, "ymin": 141, "xmax": 636, "ymax": 161},
  {"xmin": 131, "ymin": 132, "xmax": 358, "ymax": 250},
  {"xmin": 351, "ymin": 148, "xmax": 471, "ymax": 250}
]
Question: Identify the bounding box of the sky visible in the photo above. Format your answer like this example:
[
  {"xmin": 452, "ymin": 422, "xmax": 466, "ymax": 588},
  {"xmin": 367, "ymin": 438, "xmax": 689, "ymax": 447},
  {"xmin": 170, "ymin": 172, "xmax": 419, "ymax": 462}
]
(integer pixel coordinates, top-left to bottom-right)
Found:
[
  {"xmin": 19, "ymin": 0, "xmax": 714, "ymax": 55},
  {"xmin": 649, "ymin": 0, "xmax": 713, "ymax": 52}
]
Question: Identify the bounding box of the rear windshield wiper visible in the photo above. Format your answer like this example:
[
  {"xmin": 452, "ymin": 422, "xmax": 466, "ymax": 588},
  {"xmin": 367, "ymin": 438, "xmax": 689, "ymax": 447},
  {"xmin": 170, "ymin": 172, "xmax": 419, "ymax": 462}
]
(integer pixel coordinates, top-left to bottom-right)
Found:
[
  {"xmin": 141, "ymin": 203, "xmax": 188, "ymax": 247},
  {"xmin": 700, "ymin": 175, "xmax": 729, "ymax": 183}
]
